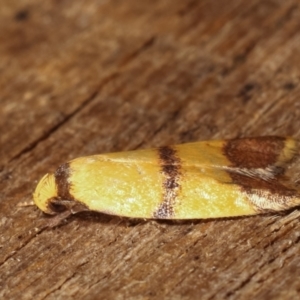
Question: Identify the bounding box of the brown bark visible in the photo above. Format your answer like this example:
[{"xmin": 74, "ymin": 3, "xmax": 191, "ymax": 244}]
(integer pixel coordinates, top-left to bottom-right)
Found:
[{"xmin": 1, "ymin": 0, "xmax": 300, "ymax": 299}]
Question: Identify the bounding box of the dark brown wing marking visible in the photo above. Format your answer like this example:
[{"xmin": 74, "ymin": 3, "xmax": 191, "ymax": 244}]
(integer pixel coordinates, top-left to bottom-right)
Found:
[
  {"xmin": 153, "ymin": 146, "xmax": 181, "ymax": 218},
  {"xmin": 224, "ymin": 136, "xmax": 285, "ymax": 168},
  {"xmin": 55, "ymin": 162, "xmax": 74, "ymax": 200},
  {"xmin": 223, "ymin": 136, "xmax": 299, "ymax": 211},
  {"xmin": 45, "ymin": 162, "xmax": 86, "ymax": 215}
]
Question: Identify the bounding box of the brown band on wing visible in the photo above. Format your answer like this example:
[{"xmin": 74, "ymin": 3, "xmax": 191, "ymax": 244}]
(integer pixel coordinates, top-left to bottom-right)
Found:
[
  {"xmin": 46, "ymin": 162, "xmax": 76, "ymax": 214},
  {"xmin": 153, "ymin": 146, "xmax": 181, "ymax": 219},
  {"xmin": 223, "ymin": 137, "xmax": 298, "ymax": 211},
  {"xmin": 55, "ymin": 162, "xmax": 74, "ymax": 200},
  {"xmin": 223, "ymin": 136, "xmax": 286, "ymax": 168}
]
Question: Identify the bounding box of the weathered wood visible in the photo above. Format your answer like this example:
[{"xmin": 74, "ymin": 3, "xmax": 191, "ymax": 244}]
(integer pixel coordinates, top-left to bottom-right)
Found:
[{"xmin": 1, "ymin": 0, "xmax": 300, "ymax": 299}]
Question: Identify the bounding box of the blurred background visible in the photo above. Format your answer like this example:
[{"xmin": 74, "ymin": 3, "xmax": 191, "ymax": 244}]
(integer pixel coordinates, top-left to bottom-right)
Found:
[{"xmin": 1, "ymin": 1, "xmax": 300, "ymax": 299}]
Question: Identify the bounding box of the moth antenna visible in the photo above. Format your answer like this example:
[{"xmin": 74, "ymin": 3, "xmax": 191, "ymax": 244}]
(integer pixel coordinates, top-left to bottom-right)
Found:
[{"xmin": 18, "ymin": 200, "xmax": 35, "ymax": 207}]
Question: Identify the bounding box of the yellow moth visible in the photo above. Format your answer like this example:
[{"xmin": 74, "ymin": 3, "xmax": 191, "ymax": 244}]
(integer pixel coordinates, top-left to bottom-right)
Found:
[{"xmin": 33, "ymin": 136, "xmax": 300, "ymax": 222}]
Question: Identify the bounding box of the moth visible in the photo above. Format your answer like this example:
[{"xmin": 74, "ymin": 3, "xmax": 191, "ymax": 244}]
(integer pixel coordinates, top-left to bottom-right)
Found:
[{"xmin": 33, "ymin": 136, "xmax": 300, "ymax": 222}]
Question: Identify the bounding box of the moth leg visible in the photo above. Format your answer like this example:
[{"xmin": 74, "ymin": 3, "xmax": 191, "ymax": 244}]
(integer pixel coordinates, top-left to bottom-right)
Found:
[{"xmin": 46, "ymin": 210, "xmax": 73, "ymax": 228}]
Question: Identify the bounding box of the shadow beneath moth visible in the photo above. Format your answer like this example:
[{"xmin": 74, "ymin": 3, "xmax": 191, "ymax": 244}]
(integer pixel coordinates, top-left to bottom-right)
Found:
[{"xmin": 33, "ymin": 136, "xmax": 300, "ymax": 225}]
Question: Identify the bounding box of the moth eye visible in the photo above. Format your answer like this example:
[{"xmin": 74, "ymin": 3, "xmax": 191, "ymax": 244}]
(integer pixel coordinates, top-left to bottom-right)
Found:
[{"xmin": 48, "ymin": 198, "xmax": 67, "ymax": 213}]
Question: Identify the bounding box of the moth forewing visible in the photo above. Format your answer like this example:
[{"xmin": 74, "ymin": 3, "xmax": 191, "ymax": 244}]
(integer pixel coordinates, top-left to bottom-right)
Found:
[{"xmin": 33, "ymin": 136, "xmax": 300, "ymax": 220}]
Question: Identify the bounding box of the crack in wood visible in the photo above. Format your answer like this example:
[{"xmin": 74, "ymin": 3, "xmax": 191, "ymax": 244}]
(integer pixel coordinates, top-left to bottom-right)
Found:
[
  {"xmin": 0, "ymin": 225, "xmax": 48, "ymax": 269},
  {"xmin": 40, "ymin": 261, "xmax": 90, "ymax": 300},
  {"xmin": 118, "ymin": 36, "xmax": 155, "ymax": 68},
  {"xmin": 9, "ymin": 74, "xmax": 117, "ymax": 163}
]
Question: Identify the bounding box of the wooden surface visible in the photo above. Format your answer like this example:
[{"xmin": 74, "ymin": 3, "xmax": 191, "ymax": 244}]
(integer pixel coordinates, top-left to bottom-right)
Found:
[{"xmin": 1, "ymin": 0, "xmax": 300, "ymax": 299}]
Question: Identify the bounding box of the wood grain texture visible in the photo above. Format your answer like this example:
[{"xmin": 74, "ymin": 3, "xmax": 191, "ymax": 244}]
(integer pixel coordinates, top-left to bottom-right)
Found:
[{"xmin": 1, "ymin": 0, "xmax": 300, "ymax": 299}]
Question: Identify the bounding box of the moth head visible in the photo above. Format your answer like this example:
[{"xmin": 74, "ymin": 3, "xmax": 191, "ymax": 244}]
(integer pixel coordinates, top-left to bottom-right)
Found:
[
  {"xmin": 33, "ymin": 173, "xmax": 64, "ymax": 215},
  {"xmin": 33, "ymin": 173, "xmax": 87, "ymax": 216}
]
